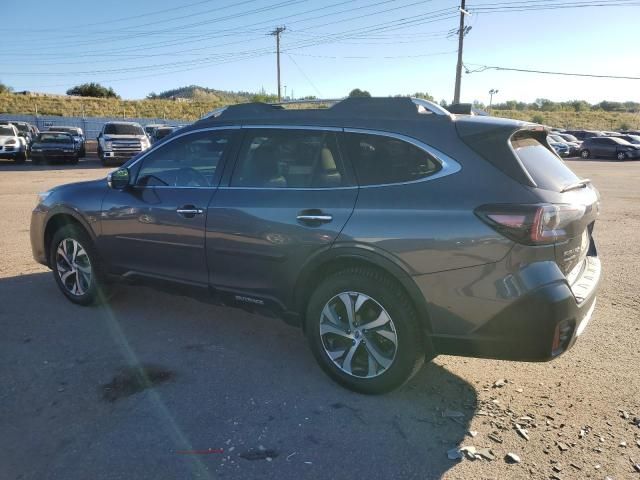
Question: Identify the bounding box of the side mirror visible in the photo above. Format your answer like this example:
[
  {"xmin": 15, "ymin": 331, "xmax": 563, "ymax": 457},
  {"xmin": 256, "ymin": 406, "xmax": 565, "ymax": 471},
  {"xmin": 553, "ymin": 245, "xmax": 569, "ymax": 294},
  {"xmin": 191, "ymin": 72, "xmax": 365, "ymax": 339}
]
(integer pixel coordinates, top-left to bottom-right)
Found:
[{"xmin": 107, "ymin": 168, "xmax": 130, "ymax": 190}]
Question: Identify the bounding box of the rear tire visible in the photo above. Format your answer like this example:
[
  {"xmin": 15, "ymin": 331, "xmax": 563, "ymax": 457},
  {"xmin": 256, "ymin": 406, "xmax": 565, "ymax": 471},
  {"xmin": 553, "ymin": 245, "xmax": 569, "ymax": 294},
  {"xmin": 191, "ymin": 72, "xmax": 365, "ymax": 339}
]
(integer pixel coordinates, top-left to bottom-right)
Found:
[
  {"xmin": 580, "ymin": 149, "xmax": 590, "ymax": 159},
  {"xmin": 305, "ymin": 267, "xmax": 426, "ymax": 394},
  {"xmin": 49, "ymin": 225, "xmax": 111, "ymax": 306}
]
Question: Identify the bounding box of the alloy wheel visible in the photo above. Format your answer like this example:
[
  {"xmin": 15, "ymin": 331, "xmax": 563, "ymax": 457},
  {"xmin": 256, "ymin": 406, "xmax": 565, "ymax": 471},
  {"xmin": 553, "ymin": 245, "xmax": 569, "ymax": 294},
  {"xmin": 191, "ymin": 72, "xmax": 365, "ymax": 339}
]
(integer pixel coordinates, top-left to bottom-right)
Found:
[
  {"xmin": 55, "ymin": 238, "xmax": 92, "ymax": 296},
  {"xmin": 319, "ymin": 292, "xmax": 398, "ymax": 379}
]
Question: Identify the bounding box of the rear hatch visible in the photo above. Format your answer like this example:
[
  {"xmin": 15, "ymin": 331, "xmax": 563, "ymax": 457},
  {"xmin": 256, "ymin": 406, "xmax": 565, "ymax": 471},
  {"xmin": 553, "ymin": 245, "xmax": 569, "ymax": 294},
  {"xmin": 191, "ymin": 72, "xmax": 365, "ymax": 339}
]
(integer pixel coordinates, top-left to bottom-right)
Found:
[{"xmin": 456, "ymin": 117, "xmax": 600, "ymax": 298}]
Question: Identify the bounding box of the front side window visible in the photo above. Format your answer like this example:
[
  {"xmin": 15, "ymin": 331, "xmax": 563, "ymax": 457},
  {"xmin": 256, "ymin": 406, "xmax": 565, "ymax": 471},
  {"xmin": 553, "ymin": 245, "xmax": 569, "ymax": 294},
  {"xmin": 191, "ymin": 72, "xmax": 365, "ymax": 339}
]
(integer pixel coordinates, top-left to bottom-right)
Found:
[
  {"xmin": 231, "ymin": 129, "xmax": 348, "ymax": 188},
  {"xmin": 340, "ymin": 132, "xmax": 441, "ymax": 186},
  {"xmin": 136, "ymin": 130, "xmax": 232, "ymax": 188}
]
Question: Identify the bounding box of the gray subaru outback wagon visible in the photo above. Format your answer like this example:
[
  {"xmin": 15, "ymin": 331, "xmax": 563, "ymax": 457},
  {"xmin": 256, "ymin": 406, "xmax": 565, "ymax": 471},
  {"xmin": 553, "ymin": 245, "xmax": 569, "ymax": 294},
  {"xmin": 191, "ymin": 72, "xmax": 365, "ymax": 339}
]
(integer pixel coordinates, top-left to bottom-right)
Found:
[{"xmin": 31, "ymin": 98, "xmax": 601, "ymax": 393}]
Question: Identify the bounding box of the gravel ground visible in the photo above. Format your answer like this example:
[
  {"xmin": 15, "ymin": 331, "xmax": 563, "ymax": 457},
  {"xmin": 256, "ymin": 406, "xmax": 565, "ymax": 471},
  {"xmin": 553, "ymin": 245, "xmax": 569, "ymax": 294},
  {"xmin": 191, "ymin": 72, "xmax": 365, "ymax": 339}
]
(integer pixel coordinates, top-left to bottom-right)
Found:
[{"xmin": 0, "ymin": 157, "xmax": 638, "ymax": 480}]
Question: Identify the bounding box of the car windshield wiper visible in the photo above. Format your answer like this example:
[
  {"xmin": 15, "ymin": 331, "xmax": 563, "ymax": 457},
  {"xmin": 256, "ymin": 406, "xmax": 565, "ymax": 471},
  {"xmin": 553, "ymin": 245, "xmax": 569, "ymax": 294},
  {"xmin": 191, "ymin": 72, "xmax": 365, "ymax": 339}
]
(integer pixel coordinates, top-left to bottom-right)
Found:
[{"xmin": 561, "ymin": 178, "xmax": 591, "ymax": 193}]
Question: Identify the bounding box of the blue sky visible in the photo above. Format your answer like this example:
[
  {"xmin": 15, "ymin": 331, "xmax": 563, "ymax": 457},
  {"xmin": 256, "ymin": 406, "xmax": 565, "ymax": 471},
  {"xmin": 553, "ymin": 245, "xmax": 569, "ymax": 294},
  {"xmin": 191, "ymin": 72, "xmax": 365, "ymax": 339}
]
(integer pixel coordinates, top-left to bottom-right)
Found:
[{"xmin": 3, "ymin": 0, "xmax": 639, "ymax": 104}]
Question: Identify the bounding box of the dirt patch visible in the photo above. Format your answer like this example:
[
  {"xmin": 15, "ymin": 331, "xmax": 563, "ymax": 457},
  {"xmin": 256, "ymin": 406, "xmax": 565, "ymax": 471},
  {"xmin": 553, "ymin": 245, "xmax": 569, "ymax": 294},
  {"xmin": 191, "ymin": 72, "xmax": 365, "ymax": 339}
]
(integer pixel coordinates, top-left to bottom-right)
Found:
[{"xmin": 101, "ymin": 364, "xmax": 174, "ymax": 402}]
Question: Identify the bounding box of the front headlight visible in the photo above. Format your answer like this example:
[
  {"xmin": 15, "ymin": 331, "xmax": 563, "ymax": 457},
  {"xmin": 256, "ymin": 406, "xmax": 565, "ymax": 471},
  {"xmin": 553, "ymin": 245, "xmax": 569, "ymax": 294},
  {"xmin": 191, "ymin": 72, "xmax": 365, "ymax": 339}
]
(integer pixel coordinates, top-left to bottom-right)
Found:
[
  {"xmin": 5, "ymin": 138, "xmax": 16, "ymax": 145},
  {"xmin": 36, "ymin": 190, "xmax": 52, "ymax": 205},
  {"xmin": 104, "ymin": 141, "xmax": 113, "ymax": 150}
]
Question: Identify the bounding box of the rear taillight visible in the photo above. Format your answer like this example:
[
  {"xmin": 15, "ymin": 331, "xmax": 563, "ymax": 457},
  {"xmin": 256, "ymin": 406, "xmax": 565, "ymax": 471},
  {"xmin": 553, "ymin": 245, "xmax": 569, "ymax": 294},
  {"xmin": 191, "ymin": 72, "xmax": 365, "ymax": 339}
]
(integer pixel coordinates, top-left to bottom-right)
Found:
[{"xmin": 475, "ymin": 204, "xmax": 586, "ymax": 245}]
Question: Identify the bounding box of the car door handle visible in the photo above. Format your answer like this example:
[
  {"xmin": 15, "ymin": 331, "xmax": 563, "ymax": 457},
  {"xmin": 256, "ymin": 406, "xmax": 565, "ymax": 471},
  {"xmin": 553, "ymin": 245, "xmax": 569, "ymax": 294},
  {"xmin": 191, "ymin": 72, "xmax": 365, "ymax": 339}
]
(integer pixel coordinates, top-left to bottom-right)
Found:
[
  {"xmin": 177, "ymin": 206, "xmax": 204, "ymax": 218},
  {"xmin": 297, "ymin": 210, "xmax": 333, "ymax": 225}
]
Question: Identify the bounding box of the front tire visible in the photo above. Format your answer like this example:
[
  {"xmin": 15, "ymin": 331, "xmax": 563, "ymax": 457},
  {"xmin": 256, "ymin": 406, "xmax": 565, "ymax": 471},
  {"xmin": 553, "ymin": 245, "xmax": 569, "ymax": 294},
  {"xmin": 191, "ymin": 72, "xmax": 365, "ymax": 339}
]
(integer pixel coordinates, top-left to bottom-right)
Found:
[
  {"xmin": 49, "ymin": 225, "xmax": 109, "ymax": 306},
  {"xmin": 305, "ymin": 267, "xmax": 426, "ymax": 394},
  {"xmin": 15, "ymin": 152, "xmax": 26, "ymax": 164},
  {"xmin": 580, "ymin": 149, "xmax": 590, "ymax": 159},
  {"xmin": 616, "ymin": 151, "xmax": 627, "ymax": 161}
]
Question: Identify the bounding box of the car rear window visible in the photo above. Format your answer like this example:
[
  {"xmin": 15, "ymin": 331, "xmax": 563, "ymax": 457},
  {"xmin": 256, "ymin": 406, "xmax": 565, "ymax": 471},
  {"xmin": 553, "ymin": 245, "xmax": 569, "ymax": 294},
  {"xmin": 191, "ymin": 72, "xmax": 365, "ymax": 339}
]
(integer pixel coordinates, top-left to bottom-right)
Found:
[
  {"xmin": 104, "ymin": 124, "xmax": 143, "ymax": 135},
  {"xmin": 511, "ymin": 132, "xmax": 580, "ymax": 191},
  {"xmin": 340, "ymin": 132, "xmax": 441, "ymax": 186}
]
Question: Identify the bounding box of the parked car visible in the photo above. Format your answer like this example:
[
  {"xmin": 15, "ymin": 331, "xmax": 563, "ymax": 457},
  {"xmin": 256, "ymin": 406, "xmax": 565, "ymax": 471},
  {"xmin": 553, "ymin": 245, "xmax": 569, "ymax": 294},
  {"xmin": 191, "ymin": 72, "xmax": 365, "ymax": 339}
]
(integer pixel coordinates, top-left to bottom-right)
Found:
[
  {"xmin": 564, "ymin": 130, "xmax": 603, "ymax": 141},
  {"xmin": 151, "ymin": 125, "xmax": 178, "ymax": 143},
  {"xmin": 97, "ymin": 121, "xmax": 150, "ymax": 165},
  {"xmin": 548, "ymin": 139, "xmax": 570, "ymax": 157},
  {"xmin": 0, "ymin": 120, "xmax": 36, "ymax": 150},
  {"xmin": 143, "ymin": 124, "xmax": 165, "ymax": 139},
  {"xmin": 31, "ymin": 98, "xmax": 601, "ymax": 393},
  {"xmin": 48, "ymin": 126, "xmax": 86, "ymax": 157},
  {"xmin": 31, "ymin": 132, "xmax": 79, "ymax": 164},
  {"xmin": 548, "ymin": 134, "xmax": 580, "ymax": 156},
  {"xmin": 580, "ymin": 136, "xmax": 640, "ymax": 160},
  {"xmin": 0, "ymin": 123, "xmax": 29, "ymax": 163}
]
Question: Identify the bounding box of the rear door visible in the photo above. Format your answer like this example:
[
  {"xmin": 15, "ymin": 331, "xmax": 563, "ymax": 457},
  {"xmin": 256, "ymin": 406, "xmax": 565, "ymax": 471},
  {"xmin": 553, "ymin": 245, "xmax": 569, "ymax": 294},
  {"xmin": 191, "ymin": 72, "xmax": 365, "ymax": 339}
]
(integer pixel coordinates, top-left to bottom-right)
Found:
[{"xmin": 205, "ymin": 127, "xmax": 358, "ymax": 304}]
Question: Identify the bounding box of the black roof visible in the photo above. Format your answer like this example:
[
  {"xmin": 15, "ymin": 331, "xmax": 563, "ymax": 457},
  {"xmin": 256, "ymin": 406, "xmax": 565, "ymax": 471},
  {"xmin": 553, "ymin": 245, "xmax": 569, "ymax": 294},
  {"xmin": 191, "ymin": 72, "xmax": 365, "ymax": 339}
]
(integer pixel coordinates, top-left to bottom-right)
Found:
[{"xmin": 197, "ymin": 97, "xmax": 451, "ymax": 125}]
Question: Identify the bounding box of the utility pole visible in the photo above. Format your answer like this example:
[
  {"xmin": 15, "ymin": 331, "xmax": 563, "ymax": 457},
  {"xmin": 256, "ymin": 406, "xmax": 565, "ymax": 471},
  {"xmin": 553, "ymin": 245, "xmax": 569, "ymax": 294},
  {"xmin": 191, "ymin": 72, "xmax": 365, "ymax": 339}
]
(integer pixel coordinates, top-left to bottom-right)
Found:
[
  {"xmin": 270, "ymin": 26, "xmax": 286, "ymax": 101},
  {"xmin": 453, "ymin": 0, "xmax": 469, "ymax": 105}
]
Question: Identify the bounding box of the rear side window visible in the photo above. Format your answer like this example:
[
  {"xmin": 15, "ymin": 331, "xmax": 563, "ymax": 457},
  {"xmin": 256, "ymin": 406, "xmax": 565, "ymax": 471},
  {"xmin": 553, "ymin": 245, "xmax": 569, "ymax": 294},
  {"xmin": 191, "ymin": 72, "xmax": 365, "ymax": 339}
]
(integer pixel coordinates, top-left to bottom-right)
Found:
[
  {"xmin": 231, "ymin": 129, "xmax": 349, "ymax": 188},
  {"xmin": 340, "ymin": 132, "xmax": 441, "ymax": 186},
  {"xmin": 511, "ymin": 133, "xmax": 579, "ymax": 191}
]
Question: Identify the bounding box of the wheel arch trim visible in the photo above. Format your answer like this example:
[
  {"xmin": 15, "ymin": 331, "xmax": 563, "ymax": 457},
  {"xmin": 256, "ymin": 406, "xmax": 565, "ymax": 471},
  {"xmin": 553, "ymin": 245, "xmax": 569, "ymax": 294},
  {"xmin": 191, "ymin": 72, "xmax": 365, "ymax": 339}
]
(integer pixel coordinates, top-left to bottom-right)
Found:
[
  {"xmin": 292, "ymin": 243, "xmax": 434, "ymax": 335},
  {"xmin": 43, "ymin": 206, "xmax": 97, "ymax": 264}
]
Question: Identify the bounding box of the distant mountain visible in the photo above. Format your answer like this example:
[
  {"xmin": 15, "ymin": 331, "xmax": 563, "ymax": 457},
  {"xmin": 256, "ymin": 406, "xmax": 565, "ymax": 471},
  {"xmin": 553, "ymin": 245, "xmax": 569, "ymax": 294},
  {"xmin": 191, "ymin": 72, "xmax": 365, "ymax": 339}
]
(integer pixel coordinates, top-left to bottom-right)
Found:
[{"xmin": 149, "ymin": 85, "xmax": 256, "ymax": 103}]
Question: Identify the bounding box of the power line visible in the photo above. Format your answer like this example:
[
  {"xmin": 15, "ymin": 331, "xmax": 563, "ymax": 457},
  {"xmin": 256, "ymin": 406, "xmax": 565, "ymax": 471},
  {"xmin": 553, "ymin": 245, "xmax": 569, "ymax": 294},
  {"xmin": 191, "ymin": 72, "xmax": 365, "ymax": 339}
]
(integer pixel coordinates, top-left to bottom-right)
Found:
[
  {"xmin": 464, "ymin": 63, "xmax": 640, "ymax": 80},
  {"xmin": 285, "ymin": 53, "xmax": 323, "ymax": 97}
]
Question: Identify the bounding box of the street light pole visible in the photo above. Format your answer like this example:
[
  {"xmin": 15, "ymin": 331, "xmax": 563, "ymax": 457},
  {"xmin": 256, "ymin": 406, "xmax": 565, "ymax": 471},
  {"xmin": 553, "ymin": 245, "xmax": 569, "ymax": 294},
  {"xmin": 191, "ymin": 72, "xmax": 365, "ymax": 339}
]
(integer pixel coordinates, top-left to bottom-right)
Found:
[{"xmin": 489, "ymin": 88, "xmax": 499, "ymax": 111}]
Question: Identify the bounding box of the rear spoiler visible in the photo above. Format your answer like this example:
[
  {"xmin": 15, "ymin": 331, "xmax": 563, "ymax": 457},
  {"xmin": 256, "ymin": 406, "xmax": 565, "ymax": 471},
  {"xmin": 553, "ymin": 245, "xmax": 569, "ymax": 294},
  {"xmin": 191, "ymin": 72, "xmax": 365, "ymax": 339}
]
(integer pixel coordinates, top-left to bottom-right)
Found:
[{"xmin": 455, "ymin": 119, "xmax": 548, "ymax": 187}]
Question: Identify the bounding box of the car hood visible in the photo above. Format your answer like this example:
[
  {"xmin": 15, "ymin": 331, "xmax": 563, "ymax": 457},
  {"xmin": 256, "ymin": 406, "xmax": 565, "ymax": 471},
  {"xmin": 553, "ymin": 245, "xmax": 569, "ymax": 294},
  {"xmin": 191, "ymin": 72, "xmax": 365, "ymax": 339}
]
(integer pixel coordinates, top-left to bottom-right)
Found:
[{"xmin": 0, "ymin": 135, "xmax": 20, "ymax": 145}]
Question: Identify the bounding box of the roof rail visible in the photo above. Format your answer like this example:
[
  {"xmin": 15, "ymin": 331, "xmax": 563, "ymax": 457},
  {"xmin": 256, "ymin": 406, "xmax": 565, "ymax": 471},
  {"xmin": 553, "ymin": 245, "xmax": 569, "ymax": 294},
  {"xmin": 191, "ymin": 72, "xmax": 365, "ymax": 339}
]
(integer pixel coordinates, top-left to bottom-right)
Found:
[
  {"xmin": 270, "ymin": 98, "xmax": 343, "ymax": 106},
  {"xmin": 200, "ymin": 96, "xmax": 452, "ymax": 121}
]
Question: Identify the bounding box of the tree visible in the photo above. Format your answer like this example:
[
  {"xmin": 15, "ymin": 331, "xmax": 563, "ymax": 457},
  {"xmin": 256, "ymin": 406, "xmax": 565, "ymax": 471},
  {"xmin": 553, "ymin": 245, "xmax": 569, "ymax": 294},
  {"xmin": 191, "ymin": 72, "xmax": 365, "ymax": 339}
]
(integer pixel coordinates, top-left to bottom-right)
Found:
[
  {"xmin": 531, "ymin": 114, "xmax": 545, "ymax": 124},
  {"xmin": 66, "ymin": 82, "xmax": 119, "ymax": 98},
  {"xmin": 146, "ymin": 92, "xmax": 159, "ymax": 100},
  {"xmin": 0, "ymin": 81, "xmax": 12, "ymax": 94},
  {"xmin": 348, "ymin": 88, "xmax": 371, "ymax": 98},
  {"xmin": 412, "ymin": 91, "xmax": 434, "ymax": 101}
]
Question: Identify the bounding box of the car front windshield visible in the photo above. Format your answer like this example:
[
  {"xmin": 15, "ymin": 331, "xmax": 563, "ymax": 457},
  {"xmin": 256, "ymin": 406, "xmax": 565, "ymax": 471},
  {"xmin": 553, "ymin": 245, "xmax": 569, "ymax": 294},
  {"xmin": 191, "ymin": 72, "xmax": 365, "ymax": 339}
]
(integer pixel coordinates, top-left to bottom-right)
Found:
[
  {"xmin": 38, "ymin": 133, "xmax": 73, "ymax": 143},
  {"xmin": 104, "ymin": 124, "xmax": 143, "ymax": 135},
  {"xmin": 0, "ymin": 126, "xmax": 15, "ymax": 136},
  {"xmin": 50, "ymin": 127, "xmax": 78, "ymax": 135}
]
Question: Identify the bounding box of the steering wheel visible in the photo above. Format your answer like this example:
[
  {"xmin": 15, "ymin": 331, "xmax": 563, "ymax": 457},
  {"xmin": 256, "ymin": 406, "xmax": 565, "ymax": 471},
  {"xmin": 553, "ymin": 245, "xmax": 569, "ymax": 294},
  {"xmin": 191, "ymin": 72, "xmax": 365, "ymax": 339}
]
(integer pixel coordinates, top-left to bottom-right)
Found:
[{"xmin": 174, "ymin": 167, "xmax": 208, "ymax": 187}]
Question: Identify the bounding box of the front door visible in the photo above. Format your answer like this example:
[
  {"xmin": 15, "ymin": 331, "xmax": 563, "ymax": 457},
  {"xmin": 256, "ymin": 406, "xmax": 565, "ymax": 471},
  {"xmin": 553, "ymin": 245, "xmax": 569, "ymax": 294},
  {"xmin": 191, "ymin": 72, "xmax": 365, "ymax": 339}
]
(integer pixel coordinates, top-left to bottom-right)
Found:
[
  {"xmin": 99, "ymin": 128, "xmax": 237, "ymax": 285},
  {"xmin": 206, "ymin": 127, "xmax": 358, "ymax": 305}
]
